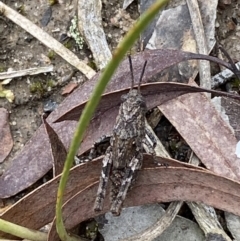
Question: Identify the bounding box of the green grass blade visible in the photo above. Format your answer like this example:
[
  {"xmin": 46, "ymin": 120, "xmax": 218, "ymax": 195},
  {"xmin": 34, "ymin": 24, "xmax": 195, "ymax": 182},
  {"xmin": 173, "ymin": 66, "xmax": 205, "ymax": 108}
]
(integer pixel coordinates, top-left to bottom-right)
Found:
[{"xmin": 56, "ymin": 1, "xmax": 170, "ymax": 240}]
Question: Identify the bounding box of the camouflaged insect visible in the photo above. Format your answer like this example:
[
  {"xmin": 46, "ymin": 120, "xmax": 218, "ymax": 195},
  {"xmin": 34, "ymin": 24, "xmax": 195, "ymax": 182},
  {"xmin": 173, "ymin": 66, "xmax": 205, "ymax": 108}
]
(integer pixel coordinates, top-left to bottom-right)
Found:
[{"xmin": 94, "ymin": 57, "xmax": 155, "ymax": 216}]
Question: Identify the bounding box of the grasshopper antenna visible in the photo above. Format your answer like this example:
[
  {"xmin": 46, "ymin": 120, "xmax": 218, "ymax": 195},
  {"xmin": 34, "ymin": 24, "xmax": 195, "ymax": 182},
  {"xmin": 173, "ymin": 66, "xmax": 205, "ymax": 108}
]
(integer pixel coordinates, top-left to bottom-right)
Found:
[
  {"xmin": 128, "ymin": 55, "xmax": 147, "ymax": 92},
  {"xmin": 138, "ymin": 60, "xmax": 147, "ymax": 92},
  {"xmin": 128, "ymin": 55, "xmax": 135, "ymax": 89}
]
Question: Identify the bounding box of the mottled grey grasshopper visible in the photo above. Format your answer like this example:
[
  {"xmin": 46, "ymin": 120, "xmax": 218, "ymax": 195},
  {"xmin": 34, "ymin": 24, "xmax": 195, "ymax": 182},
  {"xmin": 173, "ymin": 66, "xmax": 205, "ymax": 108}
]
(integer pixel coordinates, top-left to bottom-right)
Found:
[{"xmin": 94, "ymin": 56, "xmax": 155, "ymax": 215}]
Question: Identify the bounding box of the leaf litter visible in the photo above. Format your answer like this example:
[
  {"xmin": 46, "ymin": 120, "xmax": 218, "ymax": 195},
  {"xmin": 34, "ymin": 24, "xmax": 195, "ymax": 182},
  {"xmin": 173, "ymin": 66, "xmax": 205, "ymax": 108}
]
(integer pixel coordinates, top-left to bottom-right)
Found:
[
  {"xmin": 2, "ymin": 155, "xmax": 240, "ymax": 240},
  {"xmin": 0, "ymin": 0, "xmax": 239, "ymax": 239},
  {"xmin": 48, "ymin": 165, "xmax": 240, "ymax": 241},
  {"xmin": 142, "ymin": 1, "xmax": 236, "ymax": 240},
  {"xmin": 1, "ymin": 48, "xmax": 239, "ymax": 199},
  {"xmin": 158, "ymin": 79, "xmax": 240, "ymax": 181},
  {"xmin": 1, "ymin": 56, "xmax": 240, "ymax": 239}
]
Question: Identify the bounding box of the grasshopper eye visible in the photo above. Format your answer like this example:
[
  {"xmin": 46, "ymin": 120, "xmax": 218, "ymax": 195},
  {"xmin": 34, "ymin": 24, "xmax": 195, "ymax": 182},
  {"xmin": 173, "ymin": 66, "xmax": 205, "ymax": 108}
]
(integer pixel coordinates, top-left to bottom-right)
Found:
[{"xmin": 121, "ymin": 94, "xmax": 128, "ymax": 102}]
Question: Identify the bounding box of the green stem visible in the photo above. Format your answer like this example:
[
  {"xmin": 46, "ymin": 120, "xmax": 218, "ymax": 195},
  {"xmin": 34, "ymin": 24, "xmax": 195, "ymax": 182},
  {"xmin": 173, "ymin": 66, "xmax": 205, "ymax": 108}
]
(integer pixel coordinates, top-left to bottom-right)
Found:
[
  {"xmin": 56, "ymin": 0, "xmax": 169, "ymax": 240},
  {"xmin": 0, "ymin": 218, "xmax": 47, "ymax": 241}
]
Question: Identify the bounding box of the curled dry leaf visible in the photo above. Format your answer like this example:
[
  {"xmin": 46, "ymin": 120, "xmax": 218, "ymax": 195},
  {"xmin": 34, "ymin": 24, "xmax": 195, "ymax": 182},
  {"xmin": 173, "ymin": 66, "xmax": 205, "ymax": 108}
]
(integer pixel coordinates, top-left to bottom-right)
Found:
[
  {"xmin": 55, "ymin": 82, "xmax": 240, "ymax": 159},
  {"xmin": 0, "ymin": 108, "xmax": 13, "ymax": 163},
  {"xmin": 42, "ymin": 117, "xmax": 66, "ymax": 176},
  {"xmin": 48, "ymin": 165, "xmax": 240, "ymax": 241},
  {"xmin": 0, "ymin": 49, "xmax": 238, "ymax": 198},
  {"xmin": 0, "ymin": 155, "xmax": 200, "ymax": 239}
]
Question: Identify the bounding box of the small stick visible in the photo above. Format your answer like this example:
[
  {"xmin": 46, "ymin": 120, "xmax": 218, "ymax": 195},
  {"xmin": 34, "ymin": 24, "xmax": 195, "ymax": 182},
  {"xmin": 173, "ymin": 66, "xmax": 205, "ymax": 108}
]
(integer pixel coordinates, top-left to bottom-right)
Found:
[
  {"xmin": 0, "ymin": 66, "xmax": 53, "ymax": 80},
  {"xmin": 186, "ymin": 0, "xmax": 212, "ymax": 94}
]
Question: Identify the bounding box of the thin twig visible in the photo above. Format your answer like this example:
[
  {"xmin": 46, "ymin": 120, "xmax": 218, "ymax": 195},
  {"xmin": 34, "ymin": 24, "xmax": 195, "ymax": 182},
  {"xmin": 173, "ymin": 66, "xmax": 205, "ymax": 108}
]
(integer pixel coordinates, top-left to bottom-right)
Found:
[
  {"xmin": 186, "ymin": 0, "xmax": 212, "ymax": 92},
  {"xmin": 121, "ymin": 201, "xmax": 183, "ymax": 241},
  {"xmin": 0, "ymin": 66, "xmax": 53, "ymax": 80},
  {"xmin": 187, "ymin": 201, "xmax": 231, "ymax": 241}
]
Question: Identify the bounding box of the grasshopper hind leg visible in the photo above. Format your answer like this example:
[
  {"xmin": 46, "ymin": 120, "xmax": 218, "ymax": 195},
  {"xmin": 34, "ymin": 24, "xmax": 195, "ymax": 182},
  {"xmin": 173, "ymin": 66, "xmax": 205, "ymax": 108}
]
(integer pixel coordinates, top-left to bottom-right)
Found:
[
  {"xmin": 94, "ymin": 146, "xmax": 112, "ymax": 212},
  {"xmin": 110, "ymin": 156, "xmax": 141, "ymax": 215}
]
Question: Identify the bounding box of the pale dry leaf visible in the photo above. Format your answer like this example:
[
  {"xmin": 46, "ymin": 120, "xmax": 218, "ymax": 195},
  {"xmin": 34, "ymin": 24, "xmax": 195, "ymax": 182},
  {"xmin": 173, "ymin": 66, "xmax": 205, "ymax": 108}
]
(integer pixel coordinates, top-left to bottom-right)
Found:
[{"xmin": 158, "ymin": 81, "xmax": 240, "ymax": 180}]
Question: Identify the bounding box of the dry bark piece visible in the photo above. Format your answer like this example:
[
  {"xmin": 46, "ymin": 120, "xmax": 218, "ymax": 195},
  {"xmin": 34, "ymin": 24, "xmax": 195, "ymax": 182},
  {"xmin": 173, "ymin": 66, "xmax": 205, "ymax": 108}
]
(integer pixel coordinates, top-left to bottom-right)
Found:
[
  {"xmin": 0, "ymin": 108, "xmax": 13, "ymax": 163},
  {"xmin": 187, "ymin": 202, "xmax": 231, "ymax": 241},
  {"xmin": 42, "ymin": 117, "xmax": 66, "ymax": 176},
  {"xmin": 0, "ymin": 156, "xmax": 200, "ymax": 239},
  {"xmin": 48, "ymin": 166, "xmax": 240, "ymax": 241},
  {"xmin": 211, "ymin": 61, "xmax": 240, "ymax": 88},
  {"xmin": 78, "ymin": 0, "xmax": 112, "ymax": 69},
  {"xmin": 0, "ymin": 49, "xmax": 237, "ymax": 199}
]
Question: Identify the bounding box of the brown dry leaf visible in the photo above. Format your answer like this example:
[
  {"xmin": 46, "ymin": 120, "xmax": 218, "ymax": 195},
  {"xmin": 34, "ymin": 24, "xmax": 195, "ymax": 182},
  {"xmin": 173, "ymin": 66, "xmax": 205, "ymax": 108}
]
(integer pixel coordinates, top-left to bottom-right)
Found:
[
  {"xmin": 0, "ymin": 108, "xmax": 13, "ymax": 163},
  {"xmin": 0, "ymin": 49, "xmax": 236, "ymax": 198},
  {"xmin": 61, "ymin": 82, "xmax": 78, "ymax": 96},
  {"xmin": 0, "ymin": 155, "xmax": 200, "ymax": 239},
  {"xmin": 42, "ymin": 117, "xmax": 66, "ymax": 176},
  {"xmin": 48, "ymin": 166, "xmax": 240, "ymax": 241},
  {"xmin": 158, "ymin": 81, "xmax": 240, "ymax": 180}
]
